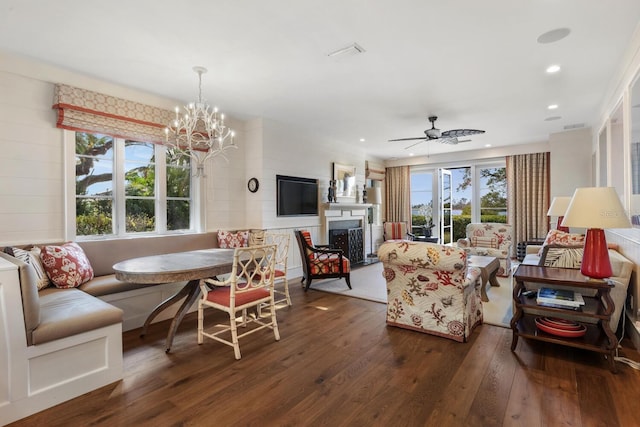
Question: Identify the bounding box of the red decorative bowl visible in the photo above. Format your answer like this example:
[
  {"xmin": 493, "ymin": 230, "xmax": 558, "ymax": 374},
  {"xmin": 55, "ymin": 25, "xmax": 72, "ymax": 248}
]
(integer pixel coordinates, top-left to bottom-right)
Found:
[
  {"xmin": 540, "ymin": 317, "xmax": 583, "ymax": 331},
  {"xmin": 535, "ymin": 317, "xmax": 586, "ymax": 338}
]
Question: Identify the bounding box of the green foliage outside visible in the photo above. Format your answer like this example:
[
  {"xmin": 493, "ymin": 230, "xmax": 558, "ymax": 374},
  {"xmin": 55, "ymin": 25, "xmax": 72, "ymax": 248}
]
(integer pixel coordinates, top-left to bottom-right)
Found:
[{"xmin": 75, "ymin": 132, "xmax": 191, "ymax": 236}]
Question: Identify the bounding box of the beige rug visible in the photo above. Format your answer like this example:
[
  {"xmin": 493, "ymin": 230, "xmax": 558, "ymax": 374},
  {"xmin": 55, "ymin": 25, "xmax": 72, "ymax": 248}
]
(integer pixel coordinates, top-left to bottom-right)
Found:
[
  {"xmin": 310, "ymin": 261, "xmax": 387, "ymax": 303},
  {"xmin": 311, "ymin": 261, "xmax": 514, "ymax": 328},
  {"xmin": 481, "ymin": 273, "xmax": 514, "ymax": 328}
]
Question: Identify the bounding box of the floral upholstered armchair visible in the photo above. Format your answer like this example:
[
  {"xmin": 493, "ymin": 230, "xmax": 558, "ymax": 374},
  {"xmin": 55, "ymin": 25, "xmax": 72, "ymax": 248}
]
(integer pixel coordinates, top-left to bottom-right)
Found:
[
  {"xmin": 456, "ymin": 223, "xmax": 513, "ymax": 277},
  {"xmin": 378, "ymin": 241, "xmax": 483, "ymax": 342}
]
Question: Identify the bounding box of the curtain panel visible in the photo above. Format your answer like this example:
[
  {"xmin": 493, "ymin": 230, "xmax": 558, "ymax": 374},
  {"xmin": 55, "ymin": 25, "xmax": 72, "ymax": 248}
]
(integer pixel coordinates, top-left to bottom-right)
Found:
[
  {"xmin": 506, "ymin": 152, "xmax": 550, "ymax": 253},
  {"xmin": 52, "ymin": 84, "xmax": 174, "ymax": 143},
  {"xmin": 366, "ymin": 160, "xmax": 385, "ymax": 181},
  {"xmin": 384, "ymin": 166, "xmax": 411, "ymax": 224}
]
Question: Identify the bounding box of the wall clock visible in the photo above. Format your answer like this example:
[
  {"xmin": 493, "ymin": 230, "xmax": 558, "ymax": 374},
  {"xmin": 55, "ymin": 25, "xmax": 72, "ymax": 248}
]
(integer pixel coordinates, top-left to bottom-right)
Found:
[{"xmin": 247, "ymin": 177, "xmax": 259, "ymax": 193}]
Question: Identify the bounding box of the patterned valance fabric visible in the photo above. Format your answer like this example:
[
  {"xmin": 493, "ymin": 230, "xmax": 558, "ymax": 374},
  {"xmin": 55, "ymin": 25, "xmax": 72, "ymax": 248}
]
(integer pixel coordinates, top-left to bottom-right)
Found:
[
  {"xmin": 52, "ymin": 84, "xmax": 174, "ymax": 143},
  {"xmin": 366, "ymin": 160, "xmax": 385, "ymax": 181}
]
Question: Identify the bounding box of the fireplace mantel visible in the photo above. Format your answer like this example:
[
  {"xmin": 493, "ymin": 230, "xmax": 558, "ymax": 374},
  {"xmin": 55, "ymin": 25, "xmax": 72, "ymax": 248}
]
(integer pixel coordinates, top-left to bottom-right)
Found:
[{"xmin": 323, "ymin": 202, "xmax": 372, "ymax": 210}]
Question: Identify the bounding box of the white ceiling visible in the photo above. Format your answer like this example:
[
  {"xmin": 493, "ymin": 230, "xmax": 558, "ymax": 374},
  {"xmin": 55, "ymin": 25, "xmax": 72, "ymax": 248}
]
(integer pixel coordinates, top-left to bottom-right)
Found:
[{"xmin": 2, "ymin": 1, "xmax": 640, "ymax": 160}]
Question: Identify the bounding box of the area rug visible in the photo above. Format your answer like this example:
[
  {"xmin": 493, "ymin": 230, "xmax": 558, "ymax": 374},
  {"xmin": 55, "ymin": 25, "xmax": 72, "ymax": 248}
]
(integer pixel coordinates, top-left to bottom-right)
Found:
[
  {"xmin": 310, "ymin": 260, "xmax": 514, "ymax": 328},
  {"xmin": 482, "ymin": 271, "xmax": 514, "ymax": 328},
  {"xmin": 310, "ymin": 261, "xmax": 387, "ymax": 303}
]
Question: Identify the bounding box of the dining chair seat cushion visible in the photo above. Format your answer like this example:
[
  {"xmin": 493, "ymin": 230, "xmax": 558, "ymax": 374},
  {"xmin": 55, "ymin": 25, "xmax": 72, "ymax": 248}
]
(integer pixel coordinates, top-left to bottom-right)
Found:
[
  {"xmin": 204, "ymin": 286, "xmax": 270, "ymax": 307},
  {"xmin": 274, "ymin": 269, "xmax": 286, "ymax": 278}
]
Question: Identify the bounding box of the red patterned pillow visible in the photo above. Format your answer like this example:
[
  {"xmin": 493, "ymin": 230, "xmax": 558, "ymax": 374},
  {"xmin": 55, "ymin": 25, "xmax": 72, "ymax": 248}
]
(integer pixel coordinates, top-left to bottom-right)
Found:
[
  {"xmin": 217, "ymin": 230, "xmax": 249, "ymax": 248},
  {"xmin": 537, "ymin": 229, "xmax": 585, "ymax": 256},
  {"xmin": 40, "ymin": 242, "xmax": 94, "ymax": 289}
]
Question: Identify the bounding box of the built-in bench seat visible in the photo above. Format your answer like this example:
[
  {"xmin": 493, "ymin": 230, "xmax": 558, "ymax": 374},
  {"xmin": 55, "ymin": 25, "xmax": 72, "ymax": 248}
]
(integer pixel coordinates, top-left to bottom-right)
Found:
[{"xmin": 0, "ymin": 232, "xmax": 220, "ymax": 425}]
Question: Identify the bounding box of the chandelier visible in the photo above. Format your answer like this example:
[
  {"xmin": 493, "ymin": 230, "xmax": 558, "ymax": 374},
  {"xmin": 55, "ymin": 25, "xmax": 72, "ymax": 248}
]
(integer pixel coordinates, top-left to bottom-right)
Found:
[{"xmin": 165, "ymin": 66, "xmax": 236, "ymax": 177}]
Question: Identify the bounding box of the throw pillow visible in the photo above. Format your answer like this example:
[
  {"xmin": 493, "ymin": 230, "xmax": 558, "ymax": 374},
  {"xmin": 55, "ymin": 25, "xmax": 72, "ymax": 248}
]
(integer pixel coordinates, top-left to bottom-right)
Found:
[
  {"xmin": 471, "ymin": 236, "xmax": 499, "ymax": 249},
  {"xmin": 40, "ymin": 242, "xmax": 94, "ymax": 289},
  {"xmin": 540, "ymin": 245, "xmax": 584, "ymax": 269},
  {"xmin": 217, "ymin": 230, "xmax": 249, "ymax": 248},
  {"xmin": 249, "ymin": 229, "xmax": 266, "ymax": 246},
  {"xmin": 6, "ymin": 246, "xmax": 51, "ymax": 290},
  {"xmin": 537, "ymin": 229, "xmax": 585, "ymax": 256}
]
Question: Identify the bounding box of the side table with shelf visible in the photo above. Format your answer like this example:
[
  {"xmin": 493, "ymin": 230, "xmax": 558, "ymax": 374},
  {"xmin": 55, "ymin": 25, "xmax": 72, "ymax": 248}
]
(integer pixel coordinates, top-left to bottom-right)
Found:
[{"xmin": 511, "ymin": 264, "xmax": 618, "ymax": 372}]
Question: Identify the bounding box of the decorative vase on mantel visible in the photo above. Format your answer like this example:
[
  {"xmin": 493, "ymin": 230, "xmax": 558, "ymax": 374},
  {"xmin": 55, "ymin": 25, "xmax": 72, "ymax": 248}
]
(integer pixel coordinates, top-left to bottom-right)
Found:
[{"xmin": 328, "ymin": 180, "xmax": 337, "ymax": 203}]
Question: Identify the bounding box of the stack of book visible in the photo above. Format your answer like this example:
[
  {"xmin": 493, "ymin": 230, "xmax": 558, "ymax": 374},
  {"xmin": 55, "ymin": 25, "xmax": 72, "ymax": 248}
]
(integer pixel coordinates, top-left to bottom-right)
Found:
[{"xmin": 536, "ymin": 287, "xmax": 585, "ymax": 310}]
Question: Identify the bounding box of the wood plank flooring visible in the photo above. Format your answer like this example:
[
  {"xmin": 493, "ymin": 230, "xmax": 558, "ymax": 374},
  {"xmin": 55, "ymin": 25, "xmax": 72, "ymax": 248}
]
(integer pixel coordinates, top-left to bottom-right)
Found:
[{"xmin": 8, "ymin": 280, "xmax": 640, "ymax": 427}]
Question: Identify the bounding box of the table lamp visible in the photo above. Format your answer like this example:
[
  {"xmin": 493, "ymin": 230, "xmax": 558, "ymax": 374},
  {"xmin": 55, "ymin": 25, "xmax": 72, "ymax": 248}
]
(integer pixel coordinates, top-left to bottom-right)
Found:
[
  {"xmin": 365, "ymin": 186, "xmax": 381, "ymax": 258},
  {"xmin": 547, "ymin": 196, "xmax": 572, "ymax": 232},
  {"xmin": 561, "ymin": 187, "xmax": 631, "ymax": 279}
]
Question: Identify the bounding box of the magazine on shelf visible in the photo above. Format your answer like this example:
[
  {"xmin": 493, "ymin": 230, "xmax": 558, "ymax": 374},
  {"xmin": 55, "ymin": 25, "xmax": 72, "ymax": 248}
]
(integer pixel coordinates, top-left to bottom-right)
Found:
[{"xmin": 536, "ymin": 287, "xmax": 585, "ymax": 308}]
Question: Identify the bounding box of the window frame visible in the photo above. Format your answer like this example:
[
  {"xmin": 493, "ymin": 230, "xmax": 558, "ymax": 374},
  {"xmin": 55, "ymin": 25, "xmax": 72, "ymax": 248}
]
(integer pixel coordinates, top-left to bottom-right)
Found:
[{"xmin": 64, "ymin": 130, "xmax": 198, "ymax": 241}]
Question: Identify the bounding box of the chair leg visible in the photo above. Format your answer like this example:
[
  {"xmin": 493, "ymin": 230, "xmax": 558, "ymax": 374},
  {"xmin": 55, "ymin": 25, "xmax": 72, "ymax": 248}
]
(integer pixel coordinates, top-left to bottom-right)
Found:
[
  {"xmin": 197, "ymin": 302, "xmax": 204, "ymax": 344},
  {"xmin": 229, "ymin": 312, "xmax": 241, "ymax": 360},
  {"xmin": 271, "ymin": 301, "xmax": 280, "ymax": 341},
  {"xmin": 345, "ymin": 274, "xmax": 352, "ymax": 289},
  {"xmin": 283, "ymin": 278, "xmax": 292, "ymax": 306}
]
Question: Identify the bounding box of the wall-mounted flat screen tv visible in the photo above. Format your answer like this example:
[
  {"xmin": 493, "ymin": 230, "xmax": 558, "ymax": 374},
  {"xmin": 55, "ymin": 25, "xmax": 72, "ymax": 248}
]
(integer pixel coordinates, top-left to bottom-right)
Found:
[{"xmin": 277, "ymin": 175, "xmax": 319, "ymax": 216}]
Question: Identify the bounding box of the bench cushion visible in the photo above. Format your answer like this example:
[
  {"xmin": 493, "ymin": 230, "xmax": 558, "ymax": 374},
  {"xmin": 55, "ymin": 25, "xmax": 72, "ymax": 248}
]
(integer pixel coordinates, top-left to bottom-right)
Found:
[
  {"xmin": 79, "ymin": 274, "xmax": 156, "ymax": 297},
  {"xmin": 33, "ymin": 288, "xmax": 123, "ymax": 345}
]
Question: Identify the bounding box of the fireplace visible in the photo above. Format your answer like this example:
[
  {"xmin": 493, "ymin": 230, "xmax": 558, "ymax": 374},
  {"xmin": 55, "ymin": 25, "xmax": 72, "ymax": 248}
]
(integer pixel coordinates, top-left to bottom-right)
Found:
[{"xmin": 320, "ymin": 202, "xmax": 371, "ymax": 264}]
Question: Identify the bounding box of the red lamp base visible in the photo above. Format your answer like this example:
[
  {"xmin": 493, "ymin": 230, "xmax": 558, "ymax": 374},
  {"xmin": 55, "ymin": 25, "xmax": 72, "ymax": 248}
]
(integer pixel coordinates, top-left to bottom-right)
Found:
[
  {"xmin": 580, "ymin": 228, "xmax": 612, "ymax": 279},
  {"xmin": 557, "ymin": 216, "xmax": 570, "ymax": 233}
]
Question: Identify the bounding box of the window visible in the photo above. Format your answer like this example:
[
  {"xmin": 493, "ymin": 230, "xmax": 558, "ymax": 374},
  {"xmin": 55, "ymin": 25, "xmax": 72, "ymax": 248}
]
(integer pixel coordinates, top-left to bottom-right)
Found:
[
  {"xmin": 73, "ymin": 132, "xmax": 192, "ymax": 238},
  {"xmin": 410, "ymin": 170, "xmax": 435, "ymax": 236},
  {"xmin": 410, "ymin": 161, "xmax": 507, "ymax": 241}
]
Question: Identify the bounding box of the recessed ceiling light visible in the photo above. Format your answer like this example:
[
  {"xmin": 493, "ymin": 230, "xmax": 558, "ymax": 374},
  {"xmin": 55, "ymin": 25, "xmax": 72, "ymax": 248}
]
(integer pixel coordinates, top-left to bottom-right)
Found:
[
  {"xmin": 546, "ymin": 64, "xmax": 561, "ymax": 73},
  {"xmin": 359, "ymin": 138, "xmax": 365, "ymax": 142},
  {"xmin": 544, "ymin": 116, "xmax": 562, "ymax": 121},
  {"xmin": 537, "ymin": 28, "xmax": 571, "ymax": 44},
  {"xmin": 485, "ymin": 144, "xmax": 492, "ymax": 148},
  {"xmin": 548, "ymin": 104, "xmax": 559, "ymax": 110},
  {"xmin": 409, "ymin": 153, "xmax": 414, "ymax": 156}
]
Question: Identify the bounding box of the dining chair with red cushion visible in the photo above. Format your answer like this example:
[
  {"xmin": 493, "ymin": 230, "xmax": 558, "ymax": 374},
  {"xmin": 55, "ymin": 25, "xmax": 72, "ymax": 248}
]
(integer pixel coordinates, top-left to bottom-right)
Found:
[
  {"xmin": 294, "ymin": 229, "xmax": 351, "ymax": 291},
  {"xmin": 198, "ymin": 244, "xmax": 279, "ymax": 360}
]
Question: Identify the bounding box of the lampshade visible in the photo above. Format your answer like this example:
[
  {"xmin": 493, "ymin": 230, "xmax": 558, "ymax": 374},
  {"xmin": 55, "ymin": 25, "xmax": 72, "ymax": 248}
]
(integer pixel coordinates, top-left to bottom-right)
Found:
[
  {"xmin": 561, "ymin": 187, "xmax": 631, "ymax": 229},
  {"xmin": 561, "ymin": 187, "xmax": 631, "ymax": 280},
  {"xmin": 365, "ymin": 187, "xmax": 381, "ymax": 205},
  {"xmin": 548, "ymin": 196, "xmax": 572, "ymax": 232},
  {"xmin": 547, "ymin": 196, "xmax": 572, "ymax": 216}
]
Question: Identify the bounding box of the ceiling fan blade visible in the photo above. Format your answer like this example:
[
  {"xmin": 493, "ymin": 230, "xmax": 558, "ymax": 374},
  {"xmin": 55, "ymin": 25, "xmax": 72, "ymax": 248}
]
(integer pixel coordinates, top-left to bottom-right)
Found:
[
  {"xmin": 388, "ymin": 136, "xmax": 428, "ymax": 142},
  {"xmin": 438, "ymin": 137, "xmax": 459, "ymax": 145},
  {"xmin": 441, "ymin": 129, "xmax": 485, "ymax": 138},
  {"xmin": 404, "ymin": 140, "xmax": 427, "ymax": 149}
]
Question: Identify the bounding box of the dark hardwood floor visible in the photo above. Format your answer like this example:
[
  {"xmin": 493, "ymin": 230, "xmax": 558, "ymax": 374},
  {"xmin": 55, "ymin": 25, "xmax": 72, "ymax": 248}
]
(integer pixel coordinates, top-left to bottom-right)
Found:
[{"xmin": 8, "ymin": 280, "xmax": 640, "ymax": 427}]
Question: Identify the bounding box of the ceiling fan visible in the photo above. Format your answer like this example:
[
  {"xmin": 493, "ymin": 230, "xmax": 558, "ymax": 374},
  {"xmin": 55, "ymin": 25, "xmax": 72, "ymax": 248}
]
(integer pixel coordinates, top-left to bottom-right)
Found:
[{"xmin": 389, "ymin": 116, "xmax": 485, "ymax": 149}]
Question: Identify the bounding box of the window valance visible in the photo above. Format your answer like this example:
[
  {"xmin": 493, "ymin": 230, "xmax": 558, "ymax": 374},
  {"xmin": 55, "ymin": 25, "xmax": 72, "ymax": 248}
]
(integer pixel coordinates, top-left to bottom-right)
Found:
[
  {"xmin": 52, "ymin": 84, "xmax": 174, "ymax": 143},
  {"xmin": 366, "ymin": 160, "xmax": 385, "ymax": 181}
]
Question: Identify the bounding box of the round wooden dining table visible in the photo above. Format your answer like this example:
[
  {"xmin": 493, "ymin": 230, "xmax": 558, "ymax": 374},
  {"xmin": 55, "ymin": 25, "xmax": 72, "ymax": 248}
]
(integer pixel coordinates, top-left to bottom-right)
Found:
[{"xmin": 113, "ymin": 248, "xmax": 235, "ymax": 352}]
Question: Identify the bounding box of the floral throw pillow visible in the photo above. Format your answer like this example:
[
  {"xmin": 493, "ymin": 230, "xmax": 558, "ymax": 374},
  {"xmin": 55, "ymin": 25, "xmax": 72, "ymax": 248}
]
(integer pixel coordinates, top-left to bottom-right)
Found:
[
  {"xmin": 217, "ymin": 230, "xmax": 249, "ymax": 248},
  {"xmin": 40, "ymin": 242, "xmax": 94, "ymax": 289},
  {"xmin": 537, "ymin": 229, "xmax": 585, "ymax": 256}
]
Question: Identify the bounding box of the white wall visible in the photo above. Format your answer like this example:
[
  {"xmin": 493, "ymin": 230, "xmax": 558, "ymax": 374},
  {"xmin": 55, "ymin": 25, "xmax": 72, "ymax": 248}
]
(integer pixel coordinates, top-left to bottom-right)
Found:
[{"xmin": 549, "ymin": 127, "xmax": 593, "ymax": 198}]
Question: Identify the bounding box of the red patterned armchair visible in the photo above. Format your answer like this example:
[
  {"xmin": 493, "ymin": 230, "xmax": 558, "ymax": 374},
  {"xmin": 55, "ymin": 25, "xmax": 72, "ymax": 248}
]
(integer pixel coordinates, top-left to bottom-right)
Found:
[
  {"xmin": 383, "ymin": 221, "xmax": 415, "ymax": 241},
  {"xmin": 294, "ymin": 230, "xmax": 351, "ymax": 291},
  {"xmin": 456, "ymin": 222, "xmax": 513, "ymax": 277},
  {"xmin": 378, "ymin": 240, "xmax": 483, "ymax": 342}
]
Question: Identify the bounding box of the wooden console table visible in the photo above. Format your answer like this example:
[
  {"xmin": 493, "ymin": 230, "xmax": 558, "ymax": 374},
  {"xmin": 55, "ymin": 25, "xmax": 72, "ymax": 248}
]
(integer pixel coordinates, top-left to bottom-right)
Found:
[{"xmin": 511, "ymin": 264, "xmax": 618, "ymax": 372}]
